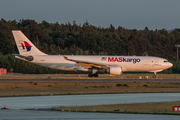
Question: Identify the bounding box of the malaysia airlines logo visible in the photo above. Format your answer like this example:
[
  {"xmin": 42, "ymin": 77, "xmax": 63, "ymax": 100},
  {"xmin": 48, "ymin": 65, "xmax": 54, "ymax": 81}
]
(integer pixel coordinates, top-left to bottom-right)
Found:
[{"xmin": 19, "ymin": 41, "xmax": 32, "ymax": 51}]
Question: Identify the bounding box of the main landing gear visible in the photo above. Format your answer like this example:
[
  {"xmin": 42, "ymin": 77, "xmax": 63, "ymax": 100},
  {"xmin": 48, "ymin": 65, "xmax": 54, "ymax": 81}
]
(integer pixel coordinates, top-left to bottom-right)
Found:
[
  {"xmin": 88, "ymin": 72, "xmax": 99, "ymax": 77},
  {"xmin": 88, "ymin": 69, "xmax": 99, "ymax": 77}
]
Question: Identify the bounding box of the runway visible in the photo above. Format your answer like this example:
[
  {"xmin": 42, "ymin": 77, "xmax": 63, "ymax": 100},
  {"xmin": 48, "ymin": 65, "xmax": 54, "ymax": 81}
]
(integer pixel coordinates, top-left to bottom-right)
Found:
[
  {"xmin": 0, "ymin": 109, "xmax": 179, "ymax": 120},
  {"xmin": 1, "ymin": 79, "xmax": 180, "ymax": 82},
  {"xmin": 0, "ymin": 93, "xmax": 180, "ymax": 119},
  {"xmin": 1, "ymin": 93, "xmax": 180, "ymax": 109}
]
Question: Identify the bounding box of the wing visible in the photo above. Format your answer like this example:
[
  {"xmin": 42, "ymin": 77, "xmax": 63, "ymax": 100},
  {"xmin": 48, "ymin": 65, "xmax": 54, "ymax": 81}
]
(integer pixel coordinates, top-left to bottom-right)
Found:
[{"xmin": 63, "ymin": 55, "xmax": 108, "ymax": 69}]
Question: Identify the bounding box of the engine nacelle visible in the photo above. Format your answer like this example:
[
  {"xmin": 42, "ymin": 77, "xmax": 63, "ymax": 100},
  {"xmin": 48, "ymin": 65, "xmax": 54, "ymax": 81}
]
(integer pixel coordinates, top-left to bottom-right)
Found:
[{"xmin": 109, "ymin": 67, "xmax": 122, "ymax": 75}]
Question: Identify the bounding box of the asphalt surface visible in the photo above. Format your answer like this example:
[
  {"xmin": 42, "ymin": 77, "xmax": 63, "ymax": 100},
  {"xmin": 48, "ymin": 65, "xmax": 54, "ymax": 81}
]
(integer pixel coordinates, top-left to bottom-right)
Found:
[
  {"xmin": 1, "ymin": 93, "xmax": 180, "ymax": 109},
  {"xmin": 0, "ymin": 79, "xmax": 180, "ymax": 82},
  {"xmin": 0, "ymin": 109, "xmax": 179, "ymax": 120}
]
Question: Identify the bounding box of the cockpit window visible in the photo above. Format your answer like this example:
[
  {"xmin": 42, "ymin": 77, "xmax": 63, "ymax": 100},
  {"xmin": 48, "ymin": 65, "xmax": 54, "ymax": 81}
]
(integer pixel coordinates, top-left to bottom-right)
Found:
[{"xmin": 164, "ymin": 61, "xmax": 168, "ymax": 63}]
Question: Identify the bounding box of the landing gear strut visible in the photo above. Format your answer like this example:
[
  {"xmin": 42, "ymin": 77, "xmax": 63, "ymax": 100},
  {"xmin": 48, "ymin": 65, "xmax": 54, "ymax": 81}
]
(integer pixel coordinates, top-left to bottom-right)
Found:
[
  {"xmin": 88, "ymin": 69, "xmax": 99, "ymax": 77},
  {"xmin": 153, "ymin": 72, "xmax": 157, "ymax": 78}
]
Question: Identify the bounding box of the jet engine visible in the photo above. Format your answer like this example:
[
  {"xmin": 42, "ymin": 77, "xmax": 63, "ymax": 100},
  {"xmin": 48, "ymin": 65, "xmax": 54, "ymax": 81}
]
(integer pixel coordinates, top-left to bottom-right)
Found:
[{"xmin": 109, "ymin": 67, "xmax": 122, "ymax": 75}]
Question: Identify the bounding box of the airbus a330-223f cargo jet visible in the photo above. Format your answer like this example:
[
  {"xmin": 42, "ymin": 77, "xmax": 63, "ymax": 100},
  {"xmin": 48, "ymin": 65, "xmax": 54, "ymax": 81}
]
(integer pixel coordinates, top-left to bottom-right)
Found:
[{"xmin": 12, "ymin": 30, "xmax": 173, "ymax": 78}]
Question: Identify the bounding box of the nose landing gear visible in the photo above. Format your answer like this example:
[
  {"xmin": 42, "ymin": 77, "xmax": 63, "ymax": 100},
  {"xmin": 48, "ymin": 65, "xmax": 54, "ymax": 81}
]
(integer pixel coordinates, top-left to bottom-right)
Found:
[{"xmin": 153, "ymin": 72, "xmax": 157, "ymax": 78}]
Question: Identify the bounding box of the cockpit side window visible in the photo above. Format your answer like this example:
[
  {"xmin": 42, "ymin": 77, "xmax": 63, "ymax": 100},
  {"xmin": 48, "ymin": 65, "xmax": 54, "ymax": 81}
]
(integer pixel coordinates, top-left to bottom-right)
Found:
[{"xmin": 164, "ymin": 60, "xmax": 168, "ymax": 63}]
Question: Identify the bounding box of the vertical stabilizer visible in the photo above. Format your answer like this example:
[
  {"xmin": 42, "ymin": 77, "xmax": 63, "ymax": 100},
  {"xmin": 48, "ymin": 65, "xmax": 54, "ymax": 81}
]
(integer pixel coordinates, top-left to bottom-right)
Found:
[{"xmin": 12, "ymin": 30, "xmax": 46, "ymax": 55}]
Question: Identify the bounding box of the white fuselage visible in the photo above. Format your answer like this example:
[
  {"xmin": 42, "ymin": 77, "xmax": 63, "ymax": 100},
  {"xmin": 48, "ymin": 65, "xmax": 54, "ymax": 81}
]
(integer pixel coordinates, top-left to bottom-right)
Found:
[{"xmin": 29, "ymin": 55, "xmax": 173, "ymax": 73}]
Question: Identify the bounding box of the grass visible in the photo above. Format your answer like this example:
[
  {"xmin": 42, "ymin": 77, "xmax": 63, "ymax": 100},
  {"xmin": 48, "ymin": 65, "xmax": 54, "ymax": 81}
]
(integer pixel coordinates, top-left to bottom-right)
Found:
[
  {"xmin": 143, "ymin": 84, "xmax": 148, "ymax": 87},
  {"xmin": 0, "ymin": 81, "xmax": 180, "ymax": 97},
  {"xmin": 116, "ymin": 84, "xmax": 122, "ymax": 86},
  {"xmin": 52, "ymin": 101, "xmax": 180, "ymax": 115},
  {"xmin": 123, "ymin": 84, "xmax": 128, "ymax": 87}
]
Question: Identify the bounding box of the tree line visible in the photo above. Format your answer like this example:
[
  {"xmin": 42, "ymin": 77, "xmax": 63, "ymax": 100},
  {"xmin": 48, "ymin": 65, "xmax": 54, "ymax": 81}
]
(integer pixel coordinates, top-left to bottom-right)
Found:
[{"xmin": 0, "ymin": 19, "xmax": 180, "ymax": 74}]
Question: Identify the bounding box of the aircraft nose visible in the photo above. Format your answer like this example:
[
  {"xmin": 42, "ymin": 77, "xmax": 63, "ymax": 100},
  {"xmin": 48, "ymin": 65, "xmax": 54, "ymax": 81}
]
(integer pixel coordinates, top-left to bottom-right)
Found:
[{"xmin": 168, "ymin": 62, "xmax": 173, "ymax": 68}]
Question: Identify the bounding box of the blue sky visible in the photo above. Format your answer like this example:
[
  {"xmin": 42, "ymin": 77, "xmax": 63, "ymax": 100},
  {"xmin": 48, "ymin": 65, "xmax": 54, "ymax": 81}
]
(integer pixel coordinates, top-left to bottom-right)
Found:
[{"xmin": 0, "ymin": 0, "xmax": 180, "ymax": 30}]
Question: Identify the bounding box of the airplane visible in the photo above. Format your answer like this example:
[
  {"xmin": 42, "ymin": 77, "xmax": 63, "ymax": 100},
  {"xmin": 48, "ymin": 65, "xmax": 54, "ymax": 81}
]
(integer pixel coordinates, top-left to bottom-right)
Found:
[{"xmin": 12, "ymin": 30, "xmax": 173, "ymax": 78}]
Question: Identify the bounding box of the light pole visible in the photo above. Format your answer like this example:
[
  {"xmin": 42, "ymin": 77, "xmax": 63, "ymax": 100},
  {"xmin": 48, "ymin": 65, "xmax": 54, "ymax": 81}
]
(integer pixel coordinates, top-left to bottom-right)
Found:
[{"xmin": 175, "ymin": 45, "xmax": 180, "ymax": 60}]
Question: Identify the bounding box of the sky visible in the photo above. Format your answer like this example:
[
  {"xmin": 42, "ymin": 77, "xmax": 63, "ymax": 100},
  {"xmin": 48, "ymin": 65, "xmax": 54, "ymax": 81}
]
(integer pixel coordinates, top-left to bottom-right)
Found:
[{"xmin": 0, "ymin": 0, "xmax": 180, "ymax": 30}]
